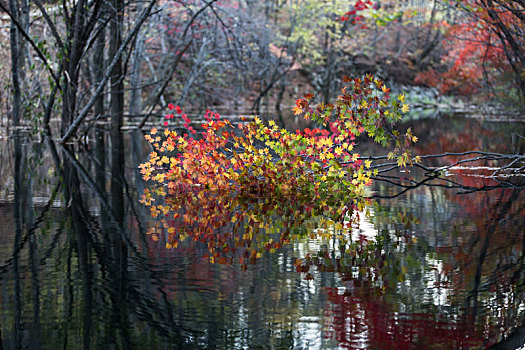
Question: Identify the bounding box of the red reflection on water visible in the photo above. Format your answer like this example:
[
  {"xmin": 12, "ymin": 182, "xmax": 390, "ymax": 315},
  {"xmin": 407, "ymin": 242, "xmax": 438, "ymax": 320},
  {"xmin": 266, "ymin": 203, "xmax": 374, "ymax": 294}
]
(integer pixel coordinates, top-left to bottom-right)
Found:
[{"xmin": 323, "ymin": 286, "xmax": 496, "ymax": 349}]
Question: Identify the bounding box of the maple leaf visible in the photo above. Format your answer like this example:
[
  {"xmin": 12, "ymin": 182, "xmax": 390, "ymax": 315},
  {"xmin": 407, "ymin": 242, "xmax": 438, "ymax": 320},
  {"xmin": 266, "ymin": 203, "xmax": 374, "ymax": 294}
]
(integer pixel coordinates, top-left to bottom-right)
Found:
[{"xmin": 292, "ymin": 105, "xmax": 303, "ymax": 116}]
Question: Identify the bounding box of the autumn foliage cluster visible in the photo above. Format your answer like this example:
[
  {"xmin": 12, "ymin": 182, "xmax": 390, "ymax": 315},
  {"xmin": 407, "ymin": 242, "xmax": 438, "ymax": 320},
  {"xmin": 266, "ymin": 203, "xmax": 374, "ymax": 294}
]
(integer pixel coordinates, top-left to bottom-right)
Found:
[
  {"xmin": 339, "ymin": 0, "xmax": 374, "ymax": 26},
  {"xmin": 416, "ymin": 0, "xmax": 525, "ymax": 98},
  {"xmin": 139, "ymin": 75, "xmax": 416, "ymax": 263}
]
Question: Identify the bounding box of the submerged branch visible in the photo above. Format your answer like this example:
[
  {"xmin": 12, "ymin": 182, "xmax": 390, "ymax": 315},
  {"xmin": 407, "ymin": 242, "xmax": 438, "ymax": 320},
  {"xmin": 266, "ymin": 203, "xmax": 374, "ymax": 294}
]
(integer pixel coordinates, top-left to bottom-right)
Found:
[
  {"xmin": 360, "ymin": 150, "xmax": 525, "ymax": 175},
  {"xmin": 364, "ymin": 150, "xmax": 525, "ymax": 199}
]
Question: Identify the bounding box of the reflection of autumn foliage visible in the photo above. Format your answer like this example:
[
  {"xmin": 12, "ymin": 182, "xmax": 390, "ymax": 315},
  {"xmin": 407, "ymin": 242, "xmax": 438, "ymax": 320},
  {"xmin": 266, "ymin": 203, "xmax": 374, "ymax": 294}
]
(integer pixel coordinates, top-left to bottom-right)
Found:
[
  {"xmin": 293, "ymin": 172, "xmax": 524, "ymax": 347},
  {"xmin": 411, "ymin": 117, "xmax": 525, "ymax": 295},
  {"xmin": 440, "ymin": 186, "xmax": 525, "ymax": 291},
  {"xmin": 324, "ymin": 286, "xmax": 489, "ymax": 349},
  {"xmin": 290, "ymin": 216, "xmax": 509, "ymax": 348},
  {"xmin": 413, "ymin": 117, "xmax": 514, "ymax": 169},
  {"xmin": 299, "ymin": 198, "xmax": 513, "ymax": 349},
  {"xmin": 430, "ymin": 187, "xmax": 525, "ymax": 348}
]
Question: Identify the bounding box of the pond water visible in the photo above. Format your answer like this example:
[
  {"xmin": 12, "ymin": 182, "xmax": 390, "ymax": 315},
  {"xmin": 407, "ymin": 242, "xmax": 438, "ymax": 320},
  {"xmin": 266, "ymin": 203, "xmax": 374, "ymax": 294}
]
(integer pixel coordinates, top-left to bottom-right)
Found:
[{"xmin": 0, "ymin": 114, "xmax": 524, "ymax": 349}]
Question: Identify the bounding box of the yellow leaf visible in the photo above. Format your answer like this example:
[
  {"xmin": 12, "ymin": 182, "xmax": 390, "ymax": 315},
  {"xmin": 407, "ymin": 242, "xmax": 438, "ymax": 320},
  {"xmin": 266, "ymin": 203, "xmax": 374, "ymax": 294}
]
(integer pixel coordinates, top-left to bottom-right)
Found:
[{"xmin": 292, "ymin": 105, "xmax": 303, "ymax": 115}]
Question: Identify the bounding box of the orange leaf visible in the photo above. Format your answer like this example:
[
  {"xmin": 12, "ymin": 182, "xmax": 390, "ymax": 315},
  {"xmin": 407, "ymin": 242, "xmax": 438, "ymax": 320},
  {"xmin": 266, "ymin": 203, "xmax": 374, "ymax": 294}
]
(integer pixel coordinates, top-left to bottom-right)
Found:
[{"xmin": 292, "ymin": 105, "xmax": 303, "ymax": 116}]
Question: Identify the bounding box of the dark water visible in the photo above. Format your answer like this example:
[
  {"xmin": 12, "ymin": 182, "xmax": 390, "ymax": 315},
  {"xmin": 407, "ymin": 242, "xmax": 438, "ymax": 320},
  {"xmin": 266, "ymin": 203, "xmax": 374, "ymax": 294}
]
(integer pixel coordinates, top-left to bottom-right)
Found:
[{"xmin": 0, "ymin": 115, "xmax": 525, "ymax": 349}]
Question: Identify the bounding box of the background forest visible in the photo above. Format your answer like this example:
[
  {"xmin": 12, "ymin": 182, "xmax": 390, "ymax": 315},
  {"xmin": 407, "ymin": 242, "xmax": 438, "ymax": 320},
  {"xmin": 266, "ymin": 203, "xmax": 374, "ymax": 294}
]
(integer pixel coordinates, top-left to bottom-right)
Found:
[{"xmin": 0, "ymin": 0, "xmax": 524, "ymax": 140}]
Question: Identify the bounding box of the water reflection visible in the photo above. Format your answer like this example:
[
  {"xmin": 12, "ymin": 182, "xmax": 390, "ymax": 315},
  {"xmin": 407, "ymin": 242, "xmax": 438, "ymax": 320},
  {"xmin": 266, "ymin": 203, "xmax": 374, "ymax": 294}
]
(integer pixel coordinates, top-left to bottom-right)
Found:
[
  {"xmin": 312, "ymin": 184, "xmax": 525, "ymax": 349},
  {"xmin": 0, "ymin": 116, "xmax": 524, "ymax": 349},
  {"xmin": 1, "ymin": 132, "xmax": 190, "ymax": 349}
]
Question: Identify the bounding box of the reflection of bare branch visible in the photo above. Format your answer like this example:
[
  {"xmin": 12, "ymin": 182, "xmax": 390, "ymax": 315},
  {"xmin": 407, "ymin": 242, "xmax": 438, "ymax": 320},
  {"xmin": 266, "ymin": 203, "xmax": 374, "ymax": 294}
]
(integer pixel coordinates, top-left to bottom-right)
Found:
[
  {"xmin": 373, "ymin": 173, "xmax": 523, "ymax": 199},
  {"xmin": 58, "ymin": 143, "xmax": 199, "ymax": 338},
  {"xmin": 0, "ymin": 182, "xmax": 61, "ymax": 276},
  {"xmin": 370, "ymin": 175, "xmax": 437, "ymax": 199},
  {"xmin": 490, "ymin": 322, "xmax": 525, "ymax": 350}
]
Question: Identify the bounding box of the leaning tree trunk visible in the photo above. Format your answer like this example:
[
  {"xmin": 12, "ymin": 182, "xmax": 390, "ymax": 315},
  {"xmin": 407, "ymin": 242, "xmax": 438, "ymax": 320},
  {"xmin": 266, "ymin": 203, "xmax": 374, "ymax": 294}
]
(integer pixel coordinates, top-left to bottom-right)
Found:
[{"xmin": 61, "ymin": 0, "xmax": 88, "ymax": 136}]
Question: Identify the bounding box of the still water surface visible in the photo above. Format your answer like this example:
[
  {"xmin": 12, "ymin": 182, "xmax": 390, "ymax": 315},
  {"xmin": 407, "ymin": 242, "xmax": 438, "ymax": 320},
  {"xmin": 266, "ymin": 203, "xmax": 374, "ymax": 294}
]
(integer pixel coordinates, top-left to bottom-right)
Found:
[{"xmin": 0, "ymin": 115, "xmax": 524, "ymax": 349}]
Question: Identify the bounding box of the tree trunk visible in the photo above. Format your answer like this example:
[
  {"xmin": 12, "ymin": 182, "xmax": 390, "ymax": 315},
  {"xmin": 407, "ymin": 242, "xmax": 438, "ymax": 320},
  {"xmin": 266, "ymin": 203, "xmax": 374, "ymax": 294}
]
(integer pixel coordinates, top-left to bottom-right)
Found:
[
  {"xmin": 9, "ymin": 0, "xmax": 20, "ymax": 127},
  {"xmin": 109, "ymin": 0, "xmax": 128, "ymax": 346}
]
